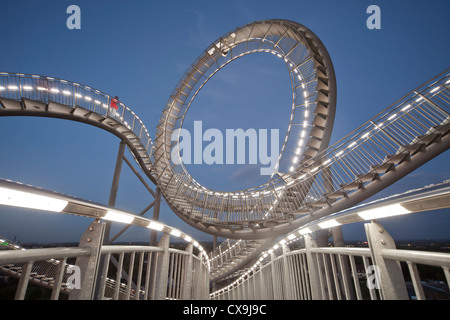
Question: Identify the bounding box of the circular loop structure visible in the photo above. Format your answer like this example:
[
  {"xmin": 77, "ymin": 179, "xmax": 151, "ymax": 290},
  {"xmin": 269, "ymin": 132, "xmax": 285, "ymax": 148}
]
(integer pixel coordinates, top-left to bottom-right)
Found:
[{"xmin": 154, "ymin": 19, "xmax": 337, "ymax": 237}]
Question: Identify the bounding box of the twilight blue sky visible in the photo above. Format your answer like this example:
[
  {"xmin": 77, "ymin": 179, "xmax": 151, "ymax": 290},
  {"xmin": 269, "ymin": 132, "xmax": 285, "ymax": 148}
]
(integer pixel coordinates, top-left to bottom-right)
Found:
[{"xmin": 0, "ymin": 0, "xmax": 449, "ymax": 243}]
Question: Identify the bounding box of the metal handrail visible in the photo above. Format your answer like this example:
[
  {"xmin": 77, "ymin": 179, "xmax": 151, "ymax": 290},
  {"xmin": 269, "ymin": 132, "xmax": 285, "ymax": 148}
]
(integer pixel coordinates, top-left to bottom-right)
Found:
[
  {"xmin": 0, "ymin": 240, "xmax": 210, "ymax": 300},
  {"xmin": 212, "ymin": 241, "xmax": 450, "ymax": 300},
  {"xmin": 381, "ymin": 249, "xmax": 450, "ymax": 268},
  {"xmin": 211, "ymin": 180, "xmax": 450, "ymax": 292},
  {"xmin": 0, "ymin": 247, "xmax": 91, "ymax": 265},
  {"xmin": 0, "ymin": 72, "xmax": 155, "ymax": 161},
  {"xmin": 310, "ymin": 247, "xmax": 372, "ymax": 257}
]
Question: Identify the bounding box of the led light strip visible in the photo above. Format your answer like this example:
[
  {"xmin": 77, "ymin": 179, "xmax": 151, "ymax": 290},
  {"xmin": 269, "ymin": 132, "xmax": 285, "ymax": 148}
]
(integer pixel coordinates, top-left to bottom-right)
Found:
[
  {"xmin": 0, "ymin": 186, "xmax": 68, "ymax": 212},
  {"xmin": 0, "ymin": 182, "xmax": 210, "ymax": 269}
]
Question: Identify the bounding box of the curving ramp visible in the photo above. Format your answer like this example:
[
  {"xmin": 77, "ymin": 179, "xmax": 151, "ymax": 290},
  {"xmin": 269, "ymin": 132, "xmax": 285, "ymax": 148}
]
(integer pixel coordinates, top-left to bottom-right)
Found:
[{"xmin": 0, "ymin": 72, "xmax": 157, "ymax": 185}]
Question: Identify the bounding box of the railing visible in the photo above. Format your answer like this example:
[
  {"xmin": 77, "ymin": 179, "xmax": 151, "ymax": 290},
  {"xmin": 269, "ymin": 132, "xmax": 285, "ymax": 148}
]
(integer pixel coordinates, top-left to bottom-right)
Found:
[
  {"xmin": 0, "ymin": 72, "xmax": 154, "ymax": 161},
  {"xmin": 308, "ymin": 247, "xmax": 375, "ymax": 300},
  {"xmin": 98, "ymin": 244, "xmax": 209, "ymax": 300},
  {"xmin": 381, "ymin": 249, "xmax": 450, "ymax": 300},
  {"xmin": 0, "ymin": 240, "xmax": 210, "ymax": 300},
  {"xmin": 285, "ymin": 70, "xmax": 450, "ymax": 211},
  {"xmin": 0, "ymin": 179, "xmax": 210, "ymax": 300},
  {"xmin": 212, "ymin": 228, "xmax": 450, "ymax": 300},
  {"xmin": 211, "ymin": 181, "xmax": 450, "ymax": 300},
  {"xmin": 0, "ymin": 246, "xmax": 92, "ymax": 300}
]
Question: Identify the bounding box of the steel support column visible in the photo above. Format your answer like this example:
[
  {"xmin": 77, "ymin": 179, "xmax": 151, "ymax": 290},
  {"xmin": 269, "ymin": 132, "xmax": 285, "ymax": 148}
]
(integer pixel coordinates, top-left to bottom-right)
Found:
[
  {"xmin": 365, "ymin": 221, "xmax": 409, "ymax": 300},
  {"xmin": 304, "ymin": 233, "xmax": 323, "ymax": 300},
  {"xmin": 154, "ymin": 233, "xmax": 170, "ymax": 300},
  {"xmin": 182, "ymin": 243, "xmax": 194, "ymax": 300},
  {"xmin": 69, "ymin": 221, "xmax": 106, "ymax": 300},
  {"xmin": 95, "ymin": 139, "xmax": 126, "ymax": 299},
  {"xmin": 105, "ymin": 139, "xmax": 127, "ymax": 241},
  {"xmin": 150, "ymin": 187, "xmax": 162, "ymax": 246}
]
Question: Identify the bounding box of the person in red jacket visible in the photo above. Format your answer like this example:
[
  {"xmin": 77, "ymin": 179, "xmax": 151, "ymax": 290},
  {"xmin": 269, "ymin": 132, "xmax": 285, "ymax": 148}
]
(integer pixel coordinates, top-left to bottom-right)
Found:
[{"xmin": 111, "ymin": 96, "xmax": 119, "ymax": 110}]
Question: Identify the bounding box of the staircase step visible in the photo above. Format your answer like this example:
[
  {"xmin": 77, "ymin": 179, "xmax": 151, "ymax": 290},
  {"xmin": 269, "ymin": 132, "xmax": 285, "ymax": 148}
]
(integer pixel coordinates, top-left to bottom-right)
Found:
[
  {"xmin": 356, "ymin": 172, "xmax": 380, "ymax": 182},
  {"xmin": 417, "ymin": 133, "xmax": 441, "ymax": 145},
  {"xmin": 340, "ymin": 181, "xmax": 364, "ymax": 191},
  {"xmin": 0, "ymin": 97, "xmax": 22, "ymax": 109},
  {"xmin": 384, "ymin": 152, "xmax": 410, "ymax": 165},
  {"xmin": 326, "ymin": 190, "xmax": 347, "ymax": 199},
  {"xmin": 405, "ymin": 142, "xmax": 426, "ymax": 155},
  {"xmin": 47, "ymin": 101, "xmax": 73, "ymax": 114},
  {"xmin": 22, "ymin": 98, "xmax": 47, "ymax": 111},
  {"xmin": 71, "ymin": 107, "xmax": 89, "ymax": 117},
  {"xmin": 432, "ymin": 122, "xmax": 450, "ymax": 135},
  {"xmin": 371, "ymin": 162, "xmax": 395, "ymax": 173}
]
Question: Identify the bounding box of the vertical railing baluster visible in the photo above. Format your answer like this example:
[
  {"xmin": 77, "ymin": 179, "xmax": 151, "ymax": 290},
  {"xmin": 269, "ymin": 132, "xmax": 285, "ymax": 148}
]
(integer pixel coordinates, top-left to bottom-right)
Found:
[
  {"xmin": 407, "ymin": 261, "xmax": 425, "ymax": 300},
  {"xmin": 114, "ymin": 253, "xmax": 124, "ymax": 300},
  {"xmin": 125, "ymin": 252, "xmax": 135, "ymax": 300},
  {"xmin": 135, "ymin": 252, "xmax": 144, "ymax": 300},
  {"xmin": 51, "ymin": 257, "xmax": 67, "ymax": 300},
  {"xmin": 15, "ymin": 261, "xmax": 33, "ymax": 300},
  {"xmin": 349, "ymin": 255, "xmax": 363, "ymax": 300}
]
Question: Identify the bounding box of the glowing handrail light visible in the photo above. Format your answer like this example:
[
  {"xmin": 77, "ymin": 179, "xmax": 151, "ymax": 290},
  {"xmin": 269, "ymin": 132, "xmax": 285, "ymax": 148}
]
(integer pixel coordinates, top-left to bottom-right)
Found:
[
  {"xmin": 287, "ymin": 234, "xmax": 296, "ymax": 240},
  {"xmin": 430, "ymin": 86, "xmax": 440, "ymax": 93},
  {"xmin": 299, "ymin": 228, "xmax": 312, "ymax": 235},
  {"xmin": 318, "ymin": 219, "xmax": 341, "ymax": 229},
  {"xmin": 103, "ymin": 210, "xmax": 134, "ymax": 224},
  {"xmin": 0, "ymin": 187, "xmax": 68, "ymax": 212},
  {"xmin": 170, "ymin": 228, "xmax": 182, "ymax": 237},
  {"xmin": 357, "ymin": 203, "xmax": 411, "ymax": 220},
  {"xmin": 148, "ymin": 221, "xmax": 164, "ymax": 231}
]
